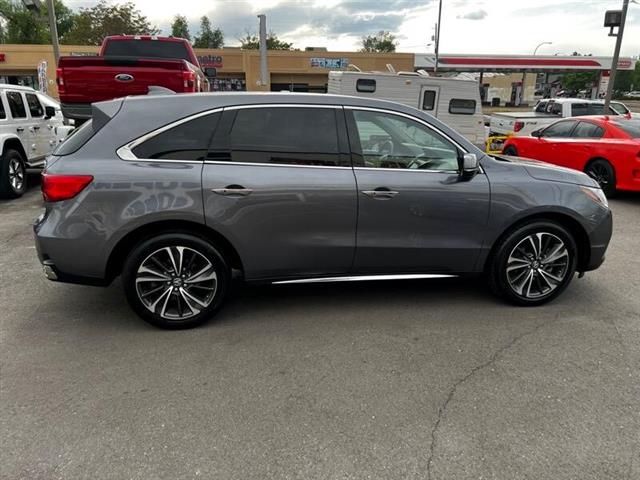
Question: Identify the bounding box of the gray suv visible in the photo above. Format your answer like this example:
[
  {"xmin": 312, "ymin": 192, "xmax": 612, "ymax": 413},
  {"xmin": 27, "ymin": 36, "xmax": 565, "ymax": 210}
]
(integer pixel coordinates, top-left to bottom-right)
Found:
[{"xmin": 34, "ymin": 93, "xmax": 612, "ymax": 328}]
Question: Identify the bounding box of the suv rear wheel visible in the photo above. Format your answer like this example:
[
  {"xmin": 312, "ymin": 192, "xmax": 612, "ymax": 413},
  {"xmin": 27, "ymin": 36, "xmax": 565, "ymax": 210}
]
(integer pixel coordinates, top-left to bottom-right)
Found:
[
  {"xmin": 0, "ymin": 149, "xmax": 27, "ymax": 198},
  {"xmin": 122, "ymin": 233, "xmax": 230, "ymax": 329},
  {"xmin": 489, "ymin": 221, "xmax": 577, "ymax": 306}
]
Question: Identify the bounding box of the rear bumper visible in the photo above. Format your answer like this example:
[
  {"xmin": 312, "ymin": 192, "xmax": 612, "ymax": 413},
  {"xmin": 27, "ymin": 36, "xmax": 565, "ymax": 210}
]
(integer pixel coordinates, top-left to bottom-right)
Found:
[{"xmin": 60, "ymin": 102, "xmax": 91, "ymax": 120}]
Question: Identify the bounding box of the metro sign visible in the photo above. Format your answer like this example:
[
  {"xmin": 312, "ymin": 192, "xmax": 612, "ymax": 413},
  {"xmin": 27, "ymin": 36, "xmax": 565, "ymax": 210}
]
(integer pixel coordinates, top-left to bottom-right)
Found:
[
  {"xmin": 617, "ymin": 59, "xmax": 632, "ymax": 69},
  {"xmin": 197, "ymin": 55, "xmax": 223, "ymax": 68}
]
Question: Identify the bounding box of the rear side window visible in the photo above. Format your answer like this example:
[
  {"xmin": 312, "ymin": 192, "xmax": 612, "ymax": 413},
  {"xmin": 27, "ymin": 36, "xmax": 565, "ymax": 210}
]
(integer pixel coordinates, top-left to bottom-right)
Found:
[
  {"xmin": 0, "ymin": 96, "xmax": 6, "ymax": 119},
  {"xmin": 53, "ymin": 120, "xmax": 96, "ymax": 156},
  {"xmin": 572, "ymin": 122, "xmax": 604, "ymax": 139},
  {"xmin": 228, "ymin": 107, "xmax": 344, "ymax": 166},
  {"xmin": 132, "ymin": 113, "xmax": 220, "ymax": 160},
  {"xmin": 25, "ymin": 93, "xmax": 44, "ymax": 117},
  {"xmin": 571, "ymin": 103, "xmax": 606, "ymax": 116},
  {"xmin": 6, "ymin": 92, "xmax": 26, "ymax": 118},
  {"xmin": 356, "ymin": 79, "xmax": 376, "ymax": 93},
  {"xmin": 449, "ymin": 98, "xmax": 476, "ymax": 115},
  {"xmin": 542, "ymin": 120, "xmax": 577, "ymax": 138},
  {"xmin": 550, "ymin": 103, "xmax": 562, "ymax": 115},
  {"xmin": 422, "ymin": 90, "xmax": 436, "ymax": 111}
]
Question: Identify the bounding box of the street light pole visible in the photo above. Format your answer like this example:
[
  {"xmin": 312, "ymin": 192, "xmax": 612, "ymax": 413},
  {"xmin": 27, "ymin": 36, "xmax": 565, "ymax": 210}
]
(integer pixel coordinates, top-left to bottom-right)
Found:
[
  {"xmin": 604, "ymin": 0, "xmax": 629, "ymax": 111},
  {"xmin": 521, "ymin": 41, "xmax": 551, "ymax": 106},
  {"xmin": 434, "ymin": 0, "xmax": 442, "ymax": 74},
  {"xmin": 46, "ymin": 0, "xmax": 60, "ymax": 64}
]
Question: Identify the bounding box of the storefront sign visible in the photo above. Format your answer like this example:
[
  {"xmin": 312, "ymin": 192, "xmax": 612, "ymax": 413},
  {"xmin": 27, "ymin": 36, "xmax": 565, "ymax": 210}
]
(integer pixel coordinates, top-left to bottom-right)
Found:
[
  {"xmin": 310, "ymin": 57, "xmax": 349, "ymax": 69},
  {"xmin": 198, "ymin": 55, "xmax": 223, "ymax": 68}
]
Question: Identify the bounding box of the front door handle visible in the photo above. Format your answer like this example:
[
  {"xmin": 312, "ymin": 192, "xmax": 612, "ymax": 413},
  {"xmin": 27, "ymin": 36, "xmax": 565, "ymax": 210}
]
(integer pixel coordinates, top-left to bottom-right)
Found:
[
  {"xmin": 16, "ymin": 127, "xmax": 24, "ymax": 133},
  {"xmin": 361, "ymin": 189, "xmax": 399, "ymax": 199},
  {"xmin": 211, "ymin": 185, "xmax": 253, "ymax": 196}
]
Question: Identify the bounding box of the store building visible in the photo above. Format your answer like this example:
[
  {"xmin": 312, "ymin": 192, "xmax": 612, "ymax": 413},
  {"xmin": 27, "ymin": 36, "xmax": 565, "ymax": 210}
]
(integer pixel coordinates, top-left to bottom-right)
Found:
[{"xmin": 0, "ymin": 44, "xmax": 414, "ymax": 98}]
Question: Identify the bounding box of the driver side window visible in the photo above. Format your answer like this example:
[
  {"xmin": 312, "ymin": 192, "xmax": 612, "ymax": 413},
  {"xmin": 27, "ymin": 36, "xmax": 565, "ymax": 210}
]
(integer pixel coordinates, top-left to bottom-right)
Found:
[{"xmin": 350, "ymin": 110, "xmax": 459, "ymax": 171}]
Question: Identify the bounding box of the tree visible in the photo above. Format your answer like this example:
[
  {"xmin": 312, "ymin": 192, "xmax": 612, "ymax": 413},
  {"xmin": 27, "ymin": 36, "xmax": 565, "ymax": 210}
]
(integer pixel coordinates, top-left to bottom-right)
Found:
[
  {"xmin": 170, "ymin": 14, "xmax": 190, "ymax": 41},
  {"xmin": 0, "ymin": 0, "xmax": 75, "ymax": 44},
  {"xmin": 360, "ymin": 31, "xmax": 397, "ymax": 53},
  {"xmin": 62, "ymin": 1, "xmax": 158, "ymax": 46},
  {"xmin": 193, "ymin": 16, "xmax": 223, "ymax": 48},
  {"xmin": 238, "ymin": 30, "xmax": 293, "ymax": 50},
  {"xmin": 562, "ymin": 72, "xmax": 597, "ymax": 92},
  {"xmin": 614, "ymin": 60, "xmax": 640, "ymax": 92}
]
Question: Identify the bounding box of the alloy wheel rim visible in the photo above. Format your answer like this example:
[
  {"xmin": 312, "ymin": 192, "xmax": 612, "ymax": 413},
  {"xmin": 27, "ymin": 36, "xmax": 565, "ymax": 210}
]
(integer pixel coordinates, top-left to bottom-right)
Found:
[
  {"xmin": 135, "ymin": 246, "xmax": 217, "ymax": 320},
  {"xmin": 8, "ymin": 159, "xmax": 24, "ymax": 192},
  {"xmin": 506, "ymin": 232, "xmax": 569, "ymax": 299},
  {"xmin": 587, "ymin": 164, "xmax": 609, "ymax": 186}
]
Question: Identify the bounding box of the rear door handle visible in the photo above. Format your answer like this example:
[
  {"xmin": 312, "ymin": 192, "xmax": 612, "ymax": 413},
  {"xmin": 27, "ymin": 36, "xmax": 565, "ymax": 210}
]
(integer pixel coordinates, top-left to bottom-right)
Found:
[
  {"xmin": 16, "ymin": 127, "xmax": 24, "ymax": 133},
  {"xmin": 211, "ymin": 185, "xmax": 253, "ymax": 196},
  {"xmin": 33, "ymin": 125, "xmax": 40, "ymax": 130},
  {"xmin": 361, "ymin": 189, "xmax": 399, "ymax": 199}
]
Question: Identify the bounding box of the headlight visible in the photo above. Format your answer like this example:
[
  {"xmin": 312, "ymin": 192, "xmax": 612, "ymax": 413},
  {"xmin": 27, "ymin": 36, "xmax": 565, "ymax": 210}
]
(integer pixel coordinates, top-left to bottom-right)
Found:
[{"xmin": 581, "ymin": 186, "xmax": 608, "ymax": 208}]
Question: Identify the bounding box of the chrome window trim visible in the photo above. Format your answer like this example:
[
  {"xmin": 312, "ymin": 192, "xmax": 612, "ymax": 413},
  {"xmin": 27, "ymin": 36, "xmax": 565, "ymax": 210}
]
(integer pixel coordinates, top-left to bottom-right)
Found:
[
  {"xmin": 116, "ymin": 107, "xmax": 225, "ymax": 162},
  {"xmin": 225, "ymin": 103, "xmax": 342, "ymax": 111},
  {"xmin": 204, "ymin": 160, "xmax": 351, "ymax": 170},
  {"xmin": 353, "ymin": 166, "xmax": 459, "ymax": 174}
]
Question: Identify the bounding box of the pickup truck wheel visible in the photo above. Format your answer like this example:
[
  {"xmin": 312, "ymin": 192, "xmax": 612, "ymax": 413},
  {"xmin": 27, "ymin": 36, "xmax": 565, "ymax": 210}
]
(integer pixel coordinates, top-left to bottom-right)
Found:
[
  {"xmin": 585, "ymin": 159, "xmax": 616, "ymax": 197},
  {"xmin": 0, "ymin": 149, "xmax": 27, "ymax": 199},
  {"xmin": 122, "ymin": 233, "xmax": 230, "ymax": 329},
  {"xmin": 503, "ymin": 145, "xmax": 518, "ymax": 156}
]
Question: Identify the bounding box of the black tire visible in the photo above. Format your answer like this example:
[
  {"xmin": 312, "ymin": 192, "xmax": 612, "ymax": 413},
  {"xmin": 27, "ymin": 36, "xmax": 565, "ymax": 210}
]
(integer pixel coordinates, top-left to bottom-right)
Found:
[
  {"xmin": 122, "ymin": 233, "xmax": 230, "ymax": 329},
  {"xmin": 488, "ymin": 221, "xmax": 578, "ymax": 306},
  {"xmin": 502, "ymin": 145, "xmax": 518, "ymax": 156},
  {"xmin": 585, "ymin": 159, "xmax": 616, "ymax": 197},
  {"xmin": 0, "ymin": 149, "xmax": 27, "ymax": 199}
]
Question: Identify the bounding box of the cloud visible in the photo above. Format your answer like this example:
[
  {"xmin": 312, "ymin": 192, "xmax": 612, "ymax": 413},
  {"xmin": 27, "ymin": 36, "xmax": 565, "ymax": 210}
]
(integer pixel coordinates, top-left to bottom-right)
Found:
[{"xmin": 456, "ymin": 9, "xmax": 487, "ymax": 20}]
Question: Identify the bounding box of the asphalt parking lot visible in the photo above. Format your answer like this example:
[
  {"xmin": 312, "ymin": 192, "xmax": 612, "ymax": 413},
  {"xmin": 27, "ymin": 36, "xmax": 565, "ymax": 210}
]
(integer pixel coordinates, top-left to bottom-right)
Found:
[{"xmin": 1, "ymin": 174, "xmax": 639, "ymax": 480}]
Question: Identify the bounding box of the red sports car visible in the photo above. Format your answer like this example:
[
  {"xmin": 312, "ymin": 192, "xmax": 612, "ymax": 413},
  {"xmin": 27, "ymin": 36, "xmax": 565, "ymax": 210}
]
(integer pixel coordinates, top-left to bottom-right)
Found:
[{"xmin": 502, "ymin": 115, "xmax": 640, "ymax": 196}]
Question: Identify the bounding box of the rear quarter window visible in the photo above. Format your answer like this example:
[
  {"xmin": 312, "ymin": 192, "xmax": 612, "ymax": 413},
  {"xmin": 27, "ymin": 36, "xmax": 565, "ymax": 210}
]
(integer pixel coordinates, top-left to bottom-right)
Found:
[
  {"xmin": 613, "ymin": 120, "xmax": 640, "ymax": 138},
  {"xmin": 53, "ymin": 121, "xmax": 96, "ymax": 156}
]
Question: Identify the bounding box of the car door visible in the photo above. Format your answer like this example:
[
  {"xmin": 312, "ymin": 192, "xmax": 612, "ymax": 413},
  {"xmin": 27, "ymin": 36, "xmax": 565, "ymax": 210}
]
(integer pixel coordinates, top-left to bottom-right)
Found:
[
  {"xmin": 202, "ymin": 105, "xmax": 357, "ymax": 280},
  {"xmin": 563, "ymin": 120, "xmax": 605, "ymax": 170},
  {"xmin": 24, "ymin": 92, "xmax": 51, "ymax": 160},
  {"xmin": 538, "ymin": 120, "xmax": 578, "ymax": 166},
  {"xmin": 5, "ymin": 91, "xmax": 34, "ymax": 160},
  {"xmin": 345, "ymin": 107, "xmax": 490, "ymax": 273}
]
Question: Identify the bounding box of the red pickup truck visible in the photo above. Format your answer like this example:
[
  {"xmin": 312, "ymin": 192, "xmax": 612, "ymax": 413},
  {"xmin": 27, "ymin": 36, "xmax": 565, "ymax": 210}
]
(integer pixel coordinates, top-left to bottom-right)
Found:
[{"xmin": 56, "ymin": 35, "xmax": 211, "ymax": 121}]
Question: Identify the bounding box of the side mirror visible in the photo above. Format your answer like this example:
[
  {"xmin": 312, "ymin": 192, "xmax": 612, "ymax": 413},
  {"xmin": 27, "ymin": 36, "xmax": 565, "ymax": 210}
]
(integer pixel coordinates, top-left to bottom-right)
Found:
[
  {"xmin": 531, "ymin": 129, "xmax": 542, "ymax": 138},
  {"xmin": 44, "ymin": 106, "xmax": 56, "ymax": 119},
  {"xmin": 460, "ymin": 153, "xmax": 479, "ymax": 180}
]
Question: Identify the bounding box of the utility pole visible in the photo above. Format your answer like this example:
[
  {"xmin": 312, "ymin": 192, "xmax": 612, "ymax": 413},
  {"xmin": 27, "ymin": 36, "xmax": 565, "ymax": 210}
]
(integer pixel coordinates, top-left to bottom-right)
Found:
[
  {"xmin": 434, "ymin": 0, "xmax": 442, "ymax": 74},
  {"xmin": 46, "ymin": 0, "xmax": 60, "ymax": 64},
  {"xmin": 604, "ymin": 0, "xmax": 629, "ymax": 110},
  {"xmin": 257, "ymin": 14, "xmax": 268, "ymax": 89}
]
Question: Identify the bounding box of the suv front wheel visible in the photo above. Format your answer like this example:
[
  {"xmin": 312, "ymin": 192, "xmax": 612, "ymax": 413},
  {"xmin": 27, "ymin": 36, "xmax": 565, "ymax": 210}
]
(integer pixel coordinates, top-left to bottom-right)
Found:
[
  {"xmin": 122, "ymin": 233, "xmax": 230, "ymax": 329},
  {"xmin": 489, "ymin": 221, "xmax": 578, "ymax": 306}
]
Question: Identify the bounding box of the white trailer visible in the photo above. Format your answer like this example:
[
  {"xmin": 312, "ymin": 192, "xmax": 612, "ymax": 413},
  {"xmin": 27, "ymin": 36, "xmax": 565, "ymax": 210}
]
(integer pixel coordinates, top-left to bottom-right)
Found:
[{"xmin": 327, "ymin": 70, "xmax": 485, "ymax": 145}]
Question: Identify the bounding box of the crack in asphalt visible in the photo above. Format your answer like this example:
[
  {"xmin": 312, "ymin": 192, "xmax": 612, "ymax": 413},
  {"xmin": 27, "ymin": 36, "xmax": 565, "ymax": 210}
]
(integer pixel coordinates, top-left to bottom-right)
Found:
[{"xmin": 425, "ymin": 316, "xmax": 558, "ymax": 480}]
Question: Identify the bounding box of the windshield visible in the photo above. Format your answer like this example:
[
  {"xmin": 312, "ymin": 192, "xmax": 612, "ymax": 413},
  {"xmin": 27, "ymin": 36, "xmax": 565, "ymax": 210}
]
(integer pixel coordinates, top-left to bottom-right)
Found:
[{"xmin": 103, "ymin": 40, "xmax": 191, "ymax": 62}]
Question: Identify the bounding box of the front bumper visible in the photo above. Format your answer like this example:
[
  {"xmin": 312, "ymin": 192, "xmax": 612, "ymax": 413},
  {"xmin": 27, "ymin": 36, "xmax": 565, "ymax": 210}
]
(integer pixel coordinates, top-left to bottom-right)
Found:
[{"xmin": 583, "ymin": 207, "xmax": 613, "ymax": 272}]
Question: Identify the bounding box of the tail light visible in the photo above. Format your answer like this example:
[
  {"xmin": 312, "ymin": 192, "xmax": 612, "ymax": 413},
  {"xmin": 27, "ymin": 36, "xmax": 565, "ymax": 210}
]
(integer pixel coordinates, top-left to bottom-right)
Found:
[
  {"xmin": 513, "ymin": 121, "xmax": 525, "ymax": 133},
  {"xmin": 42, "ymin": 174, "xmax": 93, "ymax": 202},
  {"xmin": 56, "ymin": 68, "xmax": 65, "ymax": 94},
  {"xmin": 183, "ymin": 70, "xmax": 196, "ymax": 91}
]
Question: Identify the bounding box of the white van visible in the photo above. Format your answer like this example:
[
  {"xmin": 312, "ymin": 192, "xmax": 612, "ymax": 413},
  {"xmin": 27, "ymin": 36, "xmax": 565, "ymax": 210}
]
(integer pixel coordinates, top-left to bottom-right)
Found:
[{"xmin": 327, "ymin": 71, "xmax": 485, "ymax": 145}]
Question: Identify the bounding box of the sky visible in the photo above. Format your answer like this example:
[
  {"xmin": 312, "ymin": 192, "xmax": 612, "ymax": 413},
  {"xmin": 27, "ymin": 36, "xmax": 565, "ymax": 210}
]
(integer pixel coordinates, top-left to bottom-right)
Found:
[{"xmin": 65, "ymin": 0, "xmax": 640, "ymax": 57}]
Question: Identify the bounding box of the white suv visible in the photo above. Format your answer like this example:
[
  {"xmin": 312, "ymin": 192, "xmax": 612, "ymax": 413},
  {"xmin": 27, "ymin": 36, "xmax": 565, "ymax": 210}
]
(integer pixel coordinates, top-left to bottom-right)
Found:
[{"xmin": 0, "ymin": 84, "xmax": 73, "ymax": 198}]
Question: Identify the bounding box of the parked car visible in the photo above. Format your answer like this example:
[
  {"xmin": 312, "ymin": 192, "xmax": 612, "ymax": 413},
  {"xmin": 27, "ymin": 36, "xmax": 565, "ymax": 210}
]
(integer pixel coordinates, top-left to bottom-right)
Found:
[
  {"xmin": 489, "ymin": 98, "xmax": 629, "ymax": 138},
  {"xmin": 0, "ymin": 84, "xmax": 73, "ymax": 198},
  {"xmin": 502, "ymin": 115, "xmax": 640, "ymax": 196},
  {"xmin": 34, "ymin": 93, "xmax": 612, "ymax": 329},
  {"xmin": 328, "ymin": 71, "xmax": 486, "ymax": 146},
  {"xmin": 56, "ymin": 35, "xmax": 211, "ymax": 122}
]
